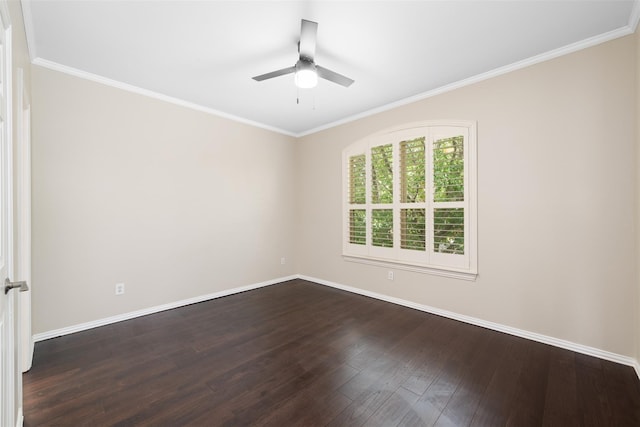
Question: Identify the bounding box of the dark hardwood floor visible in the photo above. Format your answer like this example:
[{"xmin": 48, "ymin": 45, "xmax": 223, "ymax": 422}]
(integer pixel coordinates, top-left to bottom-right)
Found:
[{"xmin": 23, "ymin": 279, "xmax": 640, "ymax": 426}]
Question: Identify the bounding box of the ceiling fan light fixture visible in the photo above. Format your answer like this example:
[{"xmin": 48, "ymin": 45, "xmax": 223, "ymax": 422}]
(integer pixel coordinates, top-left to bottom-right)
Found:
[
  {"xmin": 294, "ymin": 60, "xmax": 318, "ymax": 88},
  {"xmin": 252, "ymin": 20, "xmax": 353, "ymax": 89}
]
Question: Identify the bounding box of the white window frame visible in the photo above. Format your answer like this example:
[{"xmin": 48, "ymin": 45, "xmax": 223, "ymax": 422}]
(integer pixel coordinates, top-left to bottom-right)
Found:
[{"xmin": 342, "ymin": 120, "xmax": 477, "ymax": 280}]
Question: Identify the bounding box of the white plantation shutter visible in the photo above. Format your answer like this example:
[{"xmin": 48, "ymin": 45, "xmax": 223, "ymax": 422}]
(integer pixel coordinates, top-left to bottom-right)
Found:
[
  {"xmin": 368, "ymin": 141, "xmax": 395, "ymax": 259},
  {"xmin": 401, "ymin": 208, "xmax": 426, "ymax": 251},
  {"xmin": 344, "ymin": 142, "xmax": 368, "ymax": 256},
  {"xmin": 349, "ymin": 209, "xmax": 366, "ymax": 245},
  {"xmin": 432, "ymin": 135, "xmax": 465, "ymax": 255},
  {"xmin": 399, "ymin": 138, "xmax": 426, "ymax": 252},
  {"xmin": 429, "ymin": 127, "xmax": 471, "ymax": 270},
  {"xmin": 342, "ymin": 121, "xmax": 477, "ymax": 279},
  {"xmin": 347, "ymin": 153, "xmax": 367, "ymax": 247},
  {"xmin": 348, "ymin": 154, "xmax": 366, "ymax": 205},
  {"xmin": 400, "ymin": 137, "xmax": 426, "ymax": 204},
  {"xmin": 371, "ymin": 143, "xmax": 393, "ymax": 204},
  {"xmin": 432, "ymin": 135, "xmax": 464, "ymax": 203},
  {"xmin": 433, "ymin": 208, "xmax": 464, "ymax": 254}
]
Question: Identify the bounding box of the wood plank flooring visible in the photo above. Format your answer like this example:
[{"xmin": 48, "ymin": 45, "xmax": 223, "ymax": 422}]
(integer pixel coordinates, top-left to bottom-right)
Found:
[{"xmin": 23, "ymin": 279, "xmax": 640, "ymax": 426}]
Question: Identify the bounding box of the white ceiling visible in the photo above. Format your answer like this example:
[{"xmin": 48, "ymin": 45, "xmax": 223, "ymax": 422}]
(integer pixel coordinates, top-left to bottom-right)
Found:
[{"xmin": 22, "ymin": 0, "xmax": 639, "ymax": 136}]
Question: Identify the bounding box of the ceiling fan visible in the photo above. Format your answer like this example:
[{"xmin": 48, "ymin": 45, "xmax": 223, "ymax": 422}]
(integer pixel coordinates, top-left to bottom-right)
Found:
[{"xmin": 252, "ymin": 19, "xmax": 354, "ymax": 89}]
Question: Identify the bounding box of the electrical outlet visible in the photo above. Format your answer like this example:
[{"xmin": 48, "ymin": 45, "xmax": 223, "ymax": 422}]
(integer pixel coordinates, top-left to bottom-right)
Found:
[
  {"xmin": 387, "ymin": 271, "xmax": 394, "ymax": 280},
  {"xmin": 115, "ymin": 283, "xmax": 125, "ymax": 295},
  {"xmin": 281, "ymin": 257, "xmax": 286, "ymax": 265}
]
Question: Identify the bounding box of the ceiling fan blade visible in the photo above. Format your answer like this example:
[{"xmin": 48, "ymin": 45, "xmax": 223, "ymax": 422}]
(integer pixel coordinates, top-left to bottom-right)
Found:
[
  {"xmin": 299, "ymin": 19, "xmax": 318, "ymax": 61},
  {"xmin": 252, "ymin": 66, "xmax": 296, "ymax": 81},
  {"xmin": 317, "ymin": 65, "xmax": 354, "ymax": 87}
]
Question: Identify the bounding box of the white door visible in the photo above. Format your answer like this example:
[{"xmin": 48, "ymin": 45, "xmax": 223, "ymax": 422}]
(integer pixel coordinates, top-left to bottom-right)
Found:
[{"xmin": 0, "ymin": 1, "xmax": 18, "ymax": 425}]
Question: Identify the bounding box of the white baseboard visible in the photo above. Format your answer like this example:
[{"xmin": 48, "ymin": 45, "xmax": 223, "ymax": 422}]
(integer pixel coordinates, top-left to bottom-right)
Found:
[
  {"xmin": 298, "ymin": 274, "xmax": 640, "ymax": 373},
  {"xmin": 31, "ymin": 273, "xmax": 640, "ymax": 380},
  {"xmin": 16, "ymin": 407, "xmax": 23, "ymax": 427},
  {"xmin": 22, "ymin": 338, "xmax": 33, "ymax": 372},
  {"xmin": 33, "ymin": 275, "xmax": 297, "ymax": 342}
]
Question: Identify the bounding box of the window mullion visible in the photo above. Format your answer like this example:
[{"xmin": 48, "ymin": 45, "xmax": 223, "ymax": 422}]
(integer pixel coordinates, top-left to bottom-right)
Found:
[
  {"xmin": 426, "ymin": 128, "xmax": 434, "ymax": 264},
  {"xmin": 365, "ymin": 143, "xmax": 372, "ymax": 250},
  {"xmin": 393, "ymin": 140, "xmax": 401, "ymax": 252}
]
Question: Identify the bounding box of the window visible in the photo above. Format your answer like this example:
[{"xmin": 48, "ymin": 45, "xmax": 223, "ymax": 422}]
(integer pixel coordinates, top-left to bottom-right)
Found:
[{"xmin": 342, "ymin": 121, "xmax": 477, "ymax": 279}]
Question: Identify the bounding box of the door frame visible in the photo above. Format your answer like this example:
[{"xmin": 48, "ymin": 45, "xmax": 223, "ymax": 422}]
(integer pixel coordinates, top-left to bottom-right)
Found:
[
  {"xmin": 16, "ymin": 67, "xmax": 31, "ymax": 373},
  {"xmin": 0, "ymin": 0, "xmax": 18, "ymax": 424}
]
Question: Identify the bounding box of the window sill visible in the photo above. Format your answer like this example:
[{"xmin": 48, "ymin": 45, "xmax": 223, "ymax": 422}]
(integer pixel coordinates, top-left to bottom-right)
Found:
[{"xmin": 343, "ymin": 254, "xmax": 477, "ymax": 281}]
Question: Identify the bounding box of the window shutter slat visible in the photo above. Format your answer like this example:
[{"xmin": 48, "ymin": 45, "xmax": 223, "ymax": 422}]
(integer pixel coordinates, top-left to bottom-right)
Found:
[
  {"xmin": 349, "ymin": 154, "xmax": 366, "ymax": 204},
  {"xmin": 349, "ymin": 209, "xmax": 366, "ymax": 245},
  {"xmin": 433, "ymin": 136, "xmax": 464, "ymax": 202},
  {"xmin": 371, "ymin": 144, "xmax": 393, "ymax": 204},
  {"xmin": 372, "ymin": 209, "xmax": 393, "ymax": 248},
  {"xmin": 433, "ymin": 208, "xmax": 464, "ymax": 254},
  {"xmin": 400, "ymin": 137, "xmax": 426, "ymax": 203},
  {"xmin": 401, "ymin": 208, "xmax": 426, "ymax": 250}
]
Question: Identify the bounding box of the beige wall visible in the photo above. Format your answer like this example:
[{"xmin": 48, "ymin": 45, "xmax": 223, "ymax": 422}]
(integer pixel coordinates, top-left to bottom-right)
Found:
[
  {"xmin": 31, "ymin": 67, "xmax": 296, "ymax": 333},
  {"xmin": 297, "ymin": 35, "xmax": 637, "ymax": 357}
]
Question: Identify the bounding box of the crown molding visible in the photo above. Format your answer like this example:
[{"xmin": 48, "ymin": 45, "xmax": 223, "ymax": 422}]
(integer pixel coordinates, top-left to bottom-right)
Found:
[
  {"xmin": 298, "ymin": 24, "xmax": 635, "ymax": 137},
  {"xmin": 32, "ymin": 58, "xmax": 297, "ymax": 137}
]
